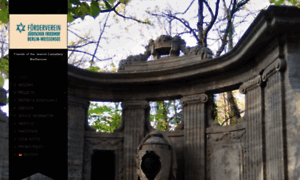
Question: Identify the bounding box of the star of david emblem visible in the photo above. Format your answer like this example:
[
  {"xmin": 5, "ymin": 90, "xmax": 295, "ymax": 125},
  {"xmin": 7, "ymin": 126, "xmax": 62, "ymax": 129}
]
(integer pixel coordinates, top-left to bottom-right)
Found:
[{"xmin": 16, "ymin": 23, "xmax": 25, "ymax": 33}]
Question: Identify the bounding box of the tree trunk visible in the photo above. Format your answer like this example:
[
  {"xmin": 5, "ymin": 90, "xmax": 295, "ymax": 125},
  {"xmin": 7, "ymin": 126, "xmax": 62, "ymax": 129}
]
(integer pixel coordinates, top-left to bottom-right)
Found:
[
  {"xmin": 226, "ymin": 91, "xmax": 240, "ymax": 124},
  {"xmin": 162, "ymin": 101, "xmax": 169, "ymax": 131},
  {"xmin": 198, "ymin": 0, "xmax": 204, "ymax": 45}
]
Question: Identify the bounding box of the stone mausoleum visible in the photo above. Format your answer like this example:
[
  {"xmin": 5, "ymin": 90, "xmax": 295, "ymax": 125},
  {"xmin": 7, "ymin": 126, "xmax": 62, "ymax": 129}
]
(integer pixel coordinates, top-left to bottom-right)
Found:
[{"xmin": 1, "ymin": 5, "xmax": 300, "ymax": 180}]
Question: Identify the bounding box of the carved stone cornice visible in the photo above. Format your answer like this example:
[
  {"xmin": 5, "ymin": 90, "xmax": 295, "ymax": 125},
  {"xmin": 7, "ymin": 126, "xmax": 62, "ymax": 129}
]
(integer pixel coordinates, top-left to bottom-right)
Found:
[
  {"xmin": 239, "ymin": 75, "xmax": 262, "ymax": 94},
  {"xmin": 68, "ymin": 95, "xmax": 90, "ymax": 109},
  {"xmin": 181, "ymin": 94, "xmax": 208, "ymax": 106},
  {"xmin": 262, "ymin": 58, "xmax": 286, "ymax": 81},
  {"xmin": 122, "ymin": 100, "xmax": 148, "ymax": 109}
]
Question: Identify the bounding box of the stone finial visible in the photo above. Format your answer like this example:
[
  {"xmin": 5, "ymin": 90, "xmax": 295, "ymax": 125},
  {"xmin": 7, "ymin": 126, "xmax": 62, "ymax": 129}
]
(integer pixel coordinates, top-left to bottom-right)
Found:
[{"xmin": 118, "ymin": 35, "xmax": 214, "ymax": 71}]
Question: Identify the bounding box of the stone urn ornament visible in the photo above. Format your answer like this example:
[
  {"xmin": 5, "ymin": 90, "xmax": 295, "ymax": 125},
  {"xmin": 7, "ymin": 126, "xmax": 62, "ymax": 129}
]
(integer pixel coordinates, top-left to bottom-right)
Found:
[{"xmin": 136, "ymin": 130, "xmax": 177, "ymax": 180}]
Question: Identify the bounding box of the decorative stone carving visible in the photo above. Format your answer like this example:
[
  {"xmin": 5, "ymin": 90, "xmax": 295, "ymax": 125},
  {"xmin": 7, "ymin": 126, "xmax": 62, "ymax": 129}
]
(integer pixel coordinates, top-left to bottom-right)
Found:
[
  {"xmin": 239, "ymin": 75, "xmax": 262, "ymax": 94},
  {"xmin": 209, "ymin": 130, "xmax": 245, "ymax": 142},
  {"xmin": 180, "ymin": 44, "xmax": 213, "ymax": 58},
  {"xmin": 137, "ymin": 130, "xmax": 177, "ymax": 180},
  {"xmin": 180, "ymin": 94, "xmax": 208, "ymax": 106},
  {"xmin": 262, "ymin": 58, "xmax": 286, "ymax": 81},
  {"xmin": 206, "ymin": 129, "xmax": 246, "ymax": 180},
  {"xmin": 118, "ymin": 35, "xmax": 213, "ymax": 71}
]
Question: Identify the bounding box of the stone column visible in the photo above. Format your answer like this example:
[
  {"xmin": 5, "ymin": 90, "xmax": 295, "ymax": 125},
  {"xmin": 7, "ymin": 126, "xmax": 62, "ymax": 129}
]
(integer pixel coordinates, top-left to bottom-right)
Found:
[
  {"xmin": 68, "ymin": 95, "xmax": 90, "ymax": 180},
  {"xmin": 122, "ymin": 100, "xmax": 149, "ymax": 180},
  {"xmin": 239, "ymin": 75, "xmax": 264, "ymax": 180},
  {"xmin": 262, "ymin": 58, "xmax": 286, "ymax": 180},
  {"xmin": 181, "ymin": 94, "xmax": 208, "ymax": 180},
  {"xmin": 283, "ymin": 33, "xmax": 300, "ymax": 180}
]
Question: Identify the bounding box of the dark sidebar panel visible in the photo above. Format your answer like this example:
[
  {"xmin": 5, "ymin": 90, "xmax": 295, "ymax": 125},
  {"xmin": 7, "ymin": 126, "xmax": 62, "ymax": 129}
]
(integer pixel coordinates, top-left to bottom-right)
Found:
[{"xmin": 9, "ymin": 1, "xmax": 68, "ymax": 179}]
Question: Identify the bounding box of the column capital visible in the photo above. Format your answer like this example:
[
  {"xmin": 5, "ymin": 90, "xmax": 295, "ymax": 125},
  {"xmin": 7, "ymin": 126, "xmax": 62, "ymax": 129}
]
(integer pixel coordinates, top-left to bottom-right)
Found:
[
  {"xmin": 262, "ymin": 58, "xmax": 286, "ymax": 82},
  {"xmin": 180, "ymin": 94, "xmax": 208, "ymax": 106},
  {"xmin": 122, "ymin": 100, "xmax": 148, "ymax": 109},
  {"xmin": 239, "ymin": 75, "xmax": 262, "ymax": 94}
]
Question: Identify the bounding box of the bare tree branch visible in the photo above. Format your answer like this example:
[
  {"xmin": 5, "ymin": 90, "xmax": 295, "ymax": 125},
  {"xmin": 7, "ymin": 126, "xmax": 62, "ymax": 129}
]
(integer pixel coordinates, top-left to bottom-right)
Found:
[
  {"xmin": 67, "ymin": 41, "xmax": 97, "ymax": 49},
  {"xmin": 174, "ymin": 0, "xmax": 196, "ymax": 15},
  {"xmin": 203, "ymin": 0, "xmax": 220, "ymax": 47},
  {"xmin": 204, "ymin": 0, "xmax": 214, "ymax": 18},
  {"xmin": 68, "ymin": 49, "xmax": 114, "ymax": 62},
  {"xmin": 155, "ymin": 15, "xmax": 170, "ymax": 35},
  {"xmin": 0, "ymin": 41, "xmax": 8, "ymax": 45},
  {"xmin": 91, "ymin": 12, "xmax": 110, "ymax": 64},
  {"xmin": 114, "ymin": 9, "xmax": 150, "ymax": 24},
  {"xmin": 198, "ymin": 0, "xmax": 204, "ymax": 45},
  {"xmin": 221, "ymin": 110, "xmax": 244, "ymax": 126},
  {"xmin": 148, "ymin": 12, "xmax": 199, "ymax": 42},
  {"xmin": 216, "ymin": 0, "xmax": 237, "ymax": 57},
  {"xmin": 68, "ymin": 29, "xmax": 97, "ymax": 43}
]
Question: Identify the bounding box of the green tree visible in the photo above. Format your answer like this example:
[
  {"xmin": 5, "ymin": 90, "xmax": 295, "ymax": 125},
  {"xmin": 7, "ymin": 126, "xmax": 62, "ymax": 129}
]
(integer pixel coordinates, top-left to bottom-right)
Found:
[
  {"xmin": 270, "ymin": 0, "xmax": 300, "ymax": 7},
  {"xmin": 150, "ymin": 100, "xmax": 182, "ymax": 131},
  {"xmin": 67, "ymin": 0, "xmax": 151, "ymax": 24},
  {"xmin": 215, "ymin": 90, "xmax": 245, "ymax": 126},
  {"xmin": 88, "ymin": 101, "xmax": 122, "ymax": 132}
]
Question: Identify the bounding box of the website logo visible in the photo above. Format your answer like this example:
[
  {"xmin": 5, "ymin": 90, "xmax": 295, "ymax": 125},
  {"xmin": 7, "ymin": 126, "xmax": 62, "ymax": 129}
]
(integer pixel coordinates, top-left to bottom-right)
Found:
[{"xmin": 16, "ymin": 23, "xmax": 26, "ymax": 33}]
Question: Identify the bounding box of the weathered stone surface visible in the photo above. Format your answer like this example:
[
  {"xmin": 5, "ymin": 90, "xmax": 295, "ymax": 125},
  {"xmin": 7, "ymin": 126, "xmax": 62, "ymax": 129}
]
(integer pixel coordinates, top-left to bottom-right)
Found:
[
  {"xmin": 181, "ymin": 94, "xmax": 207, "ymax": 180},
  {"xmin": 211, "ymin": 144, "xmax": 243, "ymax": 180},
  {"xmin": 206, "ymin": 128, "xmax": 246, "ymax": 180},
  {"xmin": 122, "ymin": 100, "xmax": 150, "ymax": 180},
  {"xmin": 68, "ymin": 96, "xmax": 89, "ymax": 180},
  {"xmin": 282, "ymin": 33, "xmax": 300, "ymax": 180},
  {"xmin": 240, "ymin": 75, "xmax": 264, "ymax": 180},
  {"xmin": 263, "ymin": 59, "xmax": 286, "ymax": 180},
  {"xmin": 137, "ymin": 130, "xmax": 177, "ymax": 180}
]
